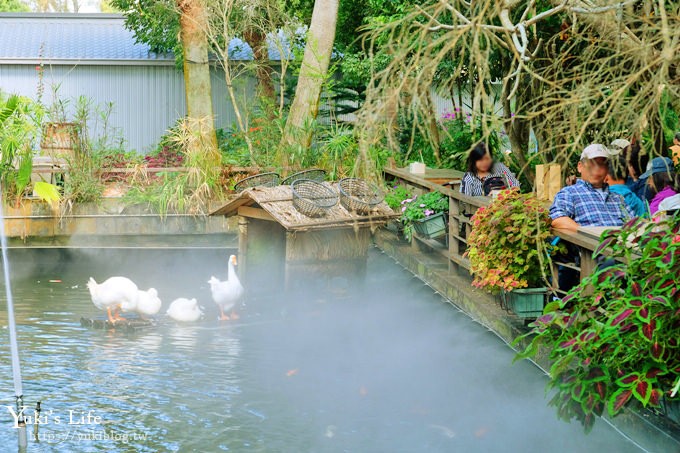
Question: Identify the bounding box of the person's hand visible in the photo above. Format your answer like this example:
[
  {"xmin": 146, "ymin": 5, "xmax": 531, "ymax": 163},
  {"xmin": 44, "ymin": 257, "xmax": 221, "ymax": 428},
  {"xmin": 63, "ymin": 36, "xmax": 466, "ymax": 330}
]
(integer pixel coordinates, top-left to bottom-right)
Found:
[{"xmin": 565, "ymin": 175, "xmax": 577, "ymax": 186}]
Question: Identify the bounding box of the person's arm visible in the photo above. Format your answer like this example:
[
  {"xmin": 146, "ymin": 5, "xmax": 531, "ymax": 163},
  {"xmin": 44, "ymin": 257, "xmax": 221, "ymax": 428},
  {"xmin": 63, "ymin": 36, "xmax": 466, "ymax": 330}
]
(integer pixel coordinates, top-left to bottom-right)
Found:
[
  {"xmin": 551, "ymin": 216, "xmax": 579, "ymax": 232},
  {"xmin": 550, "ymin": 189, "xmax": 577, "ymax": 231}
]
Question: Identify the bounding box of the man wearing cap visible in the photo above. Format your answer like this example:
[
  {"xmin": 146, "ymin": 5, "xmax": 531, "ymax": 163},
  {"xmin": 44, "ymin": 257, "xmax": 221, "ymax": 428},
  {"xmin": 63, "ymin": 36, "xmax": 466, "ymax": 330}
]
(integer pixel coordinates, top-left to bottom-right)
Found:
[
  {"xmin": 550, "ymin": 144, "xmax": 634, "ymax": 232},
  {"xmin": 551, "ymin": 144, "xmax": 634, "ymax": 294}
]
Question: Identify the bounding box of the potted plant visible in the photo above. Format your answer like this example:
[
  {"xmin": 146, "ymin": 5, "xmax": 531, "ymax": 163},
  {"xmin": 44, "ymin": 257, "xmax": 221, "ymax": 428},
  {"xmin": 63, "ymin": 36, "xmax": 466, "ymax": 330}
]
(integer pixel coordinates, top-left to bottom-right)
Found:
[
  {"xmin": 40, "ymin": 95, "xmax": 81, "ymax": 161},
  {"xmin": 400, "ymin": 191, "xmax": 448, "ymax": 241},
  {"xmin": 466, "ymin": 188, "xmax": 554, "ymax": 318},
  {"xmin": 384, "ymin": 184, "xmax": 412, "ymax": 213},
  {"xmin": 384, "ymin": 184, "xmax": 412, "ymax": 238},
  {"xmin": 515, "ymin": 216, "xmax": 680, "ymax": 432}
]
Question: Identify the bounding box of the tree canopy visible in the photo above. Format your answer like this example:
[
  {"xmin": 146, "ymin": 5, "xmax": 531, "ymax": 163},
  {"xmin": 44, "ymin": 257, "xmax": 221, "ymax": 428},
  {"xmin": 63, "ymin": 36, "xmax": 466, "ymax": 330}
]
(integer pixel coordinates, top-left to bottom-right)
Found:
[
  {"xmin": 0, "ymin": 0, "xmax": 29, "ymax": 11},
  {"xmin": 355, "ymin": 0, "xmax": 680, "ymax": 181}
]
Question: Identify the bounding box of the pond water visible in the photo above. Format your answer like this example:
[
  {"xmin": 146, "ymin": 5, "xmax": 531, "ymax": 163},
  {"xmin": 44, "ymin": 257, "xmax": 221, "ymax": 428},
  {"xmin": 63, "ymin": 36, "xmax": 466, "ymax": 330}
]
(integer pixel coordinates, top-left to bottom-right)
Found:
[{"xmin": 0, "ymin": 247, "xmax": 645, "ymax": 452}]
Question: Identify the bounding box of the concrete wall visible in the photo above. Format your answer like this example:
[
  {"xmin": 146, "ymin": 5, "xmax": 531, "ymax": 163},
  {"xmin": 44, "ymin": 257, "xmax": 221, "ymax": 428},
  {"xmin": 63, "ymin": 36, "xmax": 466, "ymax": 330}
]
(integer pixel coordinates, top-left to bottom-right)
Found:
[{"xmin": 3, "ymin": 199, "xmax": 238, "ymax": 249}]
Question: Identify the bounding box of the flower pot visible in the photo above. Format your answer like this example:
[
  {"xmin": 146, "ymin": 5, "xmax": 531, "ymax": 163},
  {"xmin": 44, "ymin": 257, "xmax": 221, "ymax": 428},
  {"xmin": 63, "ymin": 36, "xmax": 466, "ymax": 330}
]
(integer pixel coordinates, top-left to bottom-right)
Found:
[
  {"xmin": 412, "ymin": 212, "xmax": 447, "ymax": 239},
  {"xmin": 505, "ymin": 287, "xmax": 547, "ymax": 319},
  {"xmin": 661, "ymin": 397, "xmax": 680, "ymax": 425}
]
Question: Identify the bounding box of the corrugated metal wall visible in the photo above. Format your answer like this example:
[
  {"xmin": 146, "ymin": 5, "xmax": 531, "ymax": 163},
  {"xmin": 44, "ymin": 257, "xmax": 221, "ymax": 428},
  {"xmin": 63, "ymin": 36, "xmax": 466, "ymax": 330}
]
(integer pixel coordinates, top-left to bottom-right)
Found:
[
  {"xmin": 0, "ymin": 64, "xmax": 246, "ymax": 153},
  {"xmin": 0, "ymin": 62, "xmax": 499, "ymax": 153}
]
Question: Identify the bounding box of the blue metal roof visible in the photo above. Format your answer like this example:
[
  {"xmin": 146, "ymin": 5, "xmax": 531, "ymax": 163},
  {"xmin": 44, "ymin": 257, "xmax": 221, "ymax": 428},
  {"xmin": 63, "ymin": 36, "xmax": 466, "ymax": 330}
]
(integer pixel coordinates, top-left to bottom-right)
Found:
[{"xmin": 0, "ymin": 13, "xmax": 286, "ymax": 65}]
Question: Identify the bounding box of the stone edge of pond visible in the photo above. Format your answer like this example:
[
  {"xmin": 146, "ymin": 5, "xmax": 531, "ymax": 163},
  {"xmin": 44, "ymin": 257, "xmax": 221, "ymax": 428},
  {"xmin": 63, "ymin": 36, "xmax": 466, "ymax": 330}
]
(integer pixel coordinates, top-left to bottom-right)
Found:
[{"xmin": 373, "ymin": 228, "xmax": 680, "ymax": 452}]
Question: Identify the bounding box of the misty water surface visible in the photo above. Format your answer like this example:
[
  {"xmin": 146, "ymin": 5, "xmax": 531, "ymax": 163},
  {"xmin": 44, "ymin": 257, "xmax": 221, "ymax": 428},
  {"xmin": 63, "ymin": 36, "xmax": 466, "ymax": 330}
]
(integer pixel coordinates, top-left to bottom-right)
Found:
[{"xmin": 0, "ymin": 247, "xmax": 646, "ymax": 452}]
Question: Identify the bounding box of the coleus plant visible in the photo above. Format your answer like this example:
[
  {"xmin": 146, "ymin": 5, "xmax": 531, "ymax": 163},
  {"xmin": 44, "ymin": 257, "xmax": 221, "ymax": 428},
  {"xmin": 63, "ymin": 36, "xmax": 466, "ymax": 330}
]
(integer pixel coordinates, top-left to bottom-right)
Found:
[
  {"xmin": 515, "ymin": 216, "xmax": 680, "ymax": 433},
  {"xmin": 466, "ymin": 188, "xmax": 555, "ymax": 293}
]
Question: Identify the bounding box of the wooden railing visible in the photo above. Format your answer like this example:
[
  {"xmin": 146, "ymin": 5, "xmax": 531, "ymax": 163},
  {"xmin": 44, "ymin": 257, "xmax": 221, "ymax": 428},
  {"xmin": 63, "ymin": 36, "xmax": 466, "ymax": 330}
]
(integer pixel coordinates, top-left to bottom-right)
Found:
[{"xmin": 384, "ymin": 166, "xmax": 605, "ymax": 289}]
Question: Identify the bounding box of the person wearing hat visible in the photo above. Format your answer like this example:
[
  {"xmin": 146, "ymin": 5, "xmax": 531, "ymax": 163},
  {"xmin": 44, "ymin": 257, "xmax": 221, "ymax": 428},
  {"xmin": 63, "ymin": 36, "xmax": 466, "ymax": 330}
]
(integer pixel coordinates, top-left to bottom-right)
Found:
[
  {"xmin": 609, "ymin": 138, "xmax": 631, "ymax": 156},
  {"xmin": 550, "ymin": 144, "xmax": 634, "ymax": 232},
  {"xmin": 550, "ymin": 144, "xmax": 634, "ymax": 293},
  {"xmin": 642, "ymin": 156, "xmax": 679, "ymax": 215}
]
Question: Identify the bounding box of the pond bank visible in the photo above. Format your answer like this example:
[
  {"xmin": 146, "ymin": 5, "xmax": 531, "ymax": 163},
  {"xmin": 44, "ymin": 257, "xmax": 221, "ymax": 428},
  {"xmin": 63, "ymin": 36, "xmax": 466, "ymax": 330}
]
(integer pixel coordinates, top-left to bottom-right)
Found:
[
  {"xmin": 3, "ymin": 198, "xmax": 237, "ymax": 249},
  {"xmin": 373, "ymin": 227, "xmax": 680, "ymax": 453}
]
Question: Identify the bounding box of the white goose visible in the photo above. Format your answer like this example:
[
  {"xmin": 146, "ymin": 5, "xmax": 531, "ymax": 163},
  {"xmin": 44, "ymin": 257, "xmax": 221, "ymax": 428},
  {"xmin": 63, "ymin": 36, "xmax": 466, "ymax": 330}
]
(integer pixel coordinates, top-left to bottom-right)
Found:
[
  {"xmin": 166, "ymin": 298, "xmax": 203, "ymax": 322},
  {"xmin": 136, "ymin": 288, "xmax": 162, "ymax": 318},
  {"xmin": 87, "ymin": 276, "xmax": 139, "ymax": 323},
  {"xmin": 208, "ymin": 255, "xmax": 244, "ymax": 321}
]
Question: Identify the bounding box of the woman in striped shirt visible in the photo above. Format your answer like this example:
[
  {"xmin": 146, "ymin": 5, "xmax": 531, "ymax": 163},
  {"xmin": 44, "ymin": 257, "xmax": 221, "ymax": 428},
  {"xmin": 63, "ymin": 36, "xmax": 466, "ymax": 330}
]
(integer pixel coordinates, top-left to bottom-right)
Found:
[{"xmin": 459, "ymin": 143, "xmax": 520, "ymax": 196}]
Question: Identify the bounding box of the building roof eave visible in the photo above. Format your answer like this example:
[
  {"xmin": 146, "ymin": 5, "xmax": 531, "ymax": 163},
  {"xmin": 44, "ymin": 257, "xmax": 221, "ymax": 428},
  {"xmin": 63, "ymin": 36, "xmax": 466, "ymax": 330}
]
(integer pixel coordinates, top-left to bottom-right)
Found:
[{"xmin": 0, "ymin": 58, "xmax": 176, "ymax": 66}]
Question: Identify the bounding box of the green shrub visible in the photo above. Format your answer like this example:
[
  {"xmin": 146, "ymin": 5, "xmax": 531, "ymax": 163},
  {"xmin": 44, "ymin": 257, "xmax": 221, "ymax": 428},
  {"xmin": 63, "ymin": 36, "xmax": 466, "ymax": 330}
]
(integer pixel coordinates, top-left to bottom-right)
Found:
[{"xmin": 515, "ymin": 216, "xmax": 680, "ymax": 432}]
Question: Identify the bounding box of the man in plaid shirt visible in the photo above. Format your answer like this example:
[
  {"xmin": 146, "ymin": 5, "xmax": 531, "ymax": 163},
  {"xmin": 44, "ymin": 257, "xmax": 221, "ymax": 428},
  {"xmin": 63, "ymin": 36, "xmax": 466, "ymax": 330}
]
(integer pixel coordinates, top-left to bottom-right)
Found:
[
  {"xmin": 550, "ymin": 144, "xmax": 634, "ymax": 293},
  {"xmin": 551, "ymin": 144, "xmax": 634, "ymax": 232}
]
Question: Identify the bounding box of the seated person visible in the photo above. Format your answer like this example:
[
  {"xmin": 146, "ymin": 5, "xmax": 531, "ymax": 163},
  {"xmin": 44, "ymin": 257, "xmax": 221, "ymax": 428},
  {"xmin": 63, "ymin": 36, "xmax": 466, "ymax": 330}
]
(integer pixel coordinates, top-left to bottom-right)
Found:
[
  {"xmin": 551, "ymin": 144, "xmax": 634, "ymax": 232},
  {"xmin": 550, "ymin": 144, "xmax": 634, "ymax": 294},
  {"xmin": 605, "ymin": 154, "xmax": 646, "ymax": 217},
  {"xmin": 642, "ymin": 157, "xmax": 679, "ymax": 215},
  {"xmin": 659, "ymin": 193, "xmax": 680, "ymax": 213},
  {"xmin": 623, "ymin": 142, "xmax": 651, "ymax": 202},
  {"xmin": 459, "ymin": 142, "xmax": 520, "ymax": 196}
]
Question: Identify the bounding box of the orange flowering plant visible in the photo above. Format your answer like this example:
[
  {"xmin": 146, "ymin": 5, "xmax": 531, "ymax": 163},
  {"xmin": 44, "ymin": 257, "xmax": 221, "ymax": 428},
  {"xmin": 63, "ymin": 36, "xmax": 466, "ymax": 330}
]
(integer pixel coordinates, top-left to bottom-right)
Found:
[{"xmin": 466, "ymin": 188, "xmax": 555, "ymax": 293}]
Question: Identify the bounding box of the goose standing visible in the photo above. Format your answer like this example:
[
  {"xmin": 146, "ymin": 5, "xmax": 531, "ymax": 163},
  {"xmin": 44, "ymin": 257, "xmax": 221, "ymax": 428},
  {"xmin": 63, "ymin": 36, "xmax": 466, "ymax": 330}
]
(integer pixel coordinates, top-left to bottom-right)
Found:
[
  {"xmin": 208, "ymin": 255, "xmax": 244, "ymax": 321},
  {"xmin": 166, "ymin": 298, "xmax": 203, "ymax": 322},
  {"xmin": 87, "ymin": 276, "xmax": 139, "ymax": 323}
]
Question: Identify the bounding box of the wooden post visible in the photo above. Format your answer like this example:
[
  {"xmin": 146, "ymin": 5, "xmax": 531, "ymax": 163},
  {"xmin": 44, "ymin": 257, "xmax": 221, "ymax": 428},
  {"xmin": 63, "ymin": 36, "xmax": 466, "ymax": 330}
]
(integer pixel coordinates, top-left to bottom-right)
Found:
[
  {"xmin": 448, "ymin": 196, "xmax": 460, "ymax": 273},
  {"xmin": 579, "ymin": 247, "xmax": 596, "ymax": 281},
  {"xmin": 284, "ymin": 231, "xmax": 294, "ymax": 291},
  {"xmin": 536, "ymin": 164, "xmax": 562, "ymax": 202},
  {"xmin": 463, "ymin": 203, "xmax": 473, "ymax": 239},
  {"xmin": 238, "ymin": 216, "xmax": 248, "ymax": 281}
]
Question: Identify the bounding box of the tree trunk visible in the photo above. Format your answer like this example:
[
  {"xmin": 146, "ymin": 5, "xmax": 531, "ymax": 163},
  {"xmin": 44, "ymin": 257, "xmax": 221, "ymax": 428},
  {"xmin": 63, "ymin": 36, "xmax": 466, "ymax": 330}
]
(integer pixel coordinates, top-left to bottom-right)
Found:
[
  {"xmin": 423, "ymin": 89, "xmax": 441, "ymax": 165},
  {"xmin": 178, "ymin": 0, "xmax": 217, "ymax": 150},
  {"xmin": 281, "ymin": 0, "xmax": 339, "ymax": 149},
  {"xmin": 502, "ymin": 75, "xmax": 532, "ymax": 184},
  {"xmin": 243, "ymin": 29, "xmax": 276, "ymax": 103}
]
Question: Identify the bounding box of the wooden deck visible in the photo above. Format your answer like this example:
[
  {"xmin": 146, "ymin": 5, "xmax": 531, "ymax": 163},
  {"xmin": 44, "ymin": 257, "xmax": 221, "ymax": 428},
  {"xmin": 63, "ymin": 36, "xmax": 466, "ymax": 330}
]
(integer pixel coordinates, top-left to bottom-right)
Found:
[
  {"xmin": 384, "ymin": 166, "xmax": 464, "ymax": 187},
  {"xmin": 385, "ymin": 167, "xmax": 626, "ymax": 289},
  {"xmin": 80, "ymin": 316, "xmax": 158, "ymax": 331}
]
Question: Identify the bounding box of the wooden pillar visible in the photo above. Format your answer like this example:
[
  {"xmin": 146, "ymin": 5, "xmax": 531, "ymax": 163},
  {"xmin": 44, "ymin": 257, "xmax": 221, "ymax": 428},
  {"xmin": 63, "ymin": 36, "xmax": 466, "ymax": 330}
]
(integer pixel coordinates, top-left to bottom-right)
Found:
[
  {"xmin": 579, "ymin": 247, "xmax": 595, "ymax": 281},
  {"xmin": 448, "ymin": 196, "xmax": 460, "ymax": 273},
  {"xmin": 237, "ymin": 216, "xmax": 248, "ymax": 281},
  {"xmin": 284, "ymin": 231, "xmax": 294, "ymax": 291},
  {"xmin": 535, "ymin": 164, "xmax": 562, "ymax": 202},
  {"xmin": 464, "ymin": 203, "xmax": 473, "ymax": 238}
]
